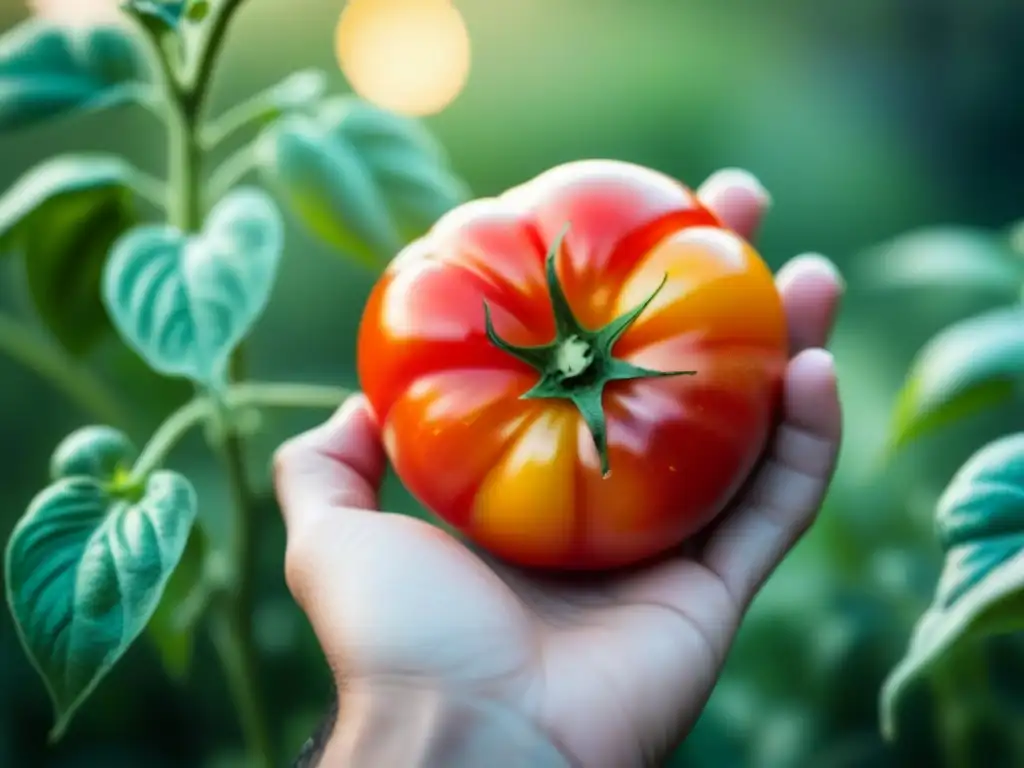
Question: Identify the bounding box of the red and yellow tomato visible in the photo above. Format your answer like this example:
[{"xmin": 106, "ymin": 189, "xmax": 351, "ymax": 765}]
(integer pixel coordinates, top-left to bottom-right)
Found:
[{"xmin": 357, "ymin": 159, "xmax": 787, "ymax": 570}]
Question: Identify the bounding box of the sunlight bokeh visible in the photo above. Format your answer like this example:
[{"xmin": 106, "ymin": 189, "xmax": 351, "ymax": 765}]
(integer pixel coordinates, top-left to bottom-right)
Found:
[
  {"xmin": 26, "ymin": 0, "xmax": 123, "ymax": 27},
  {"xmin": 334, "ymin": 0, "xmax": 471, "ymax": 117}
]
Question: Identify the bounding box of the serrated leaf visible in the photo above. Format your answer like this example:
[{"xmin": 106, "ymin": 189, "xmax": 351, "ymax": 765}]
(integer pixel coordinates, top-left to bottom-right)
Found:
[
  {"xmin": 49, "ymin": 425, "xmax": 136, "ymax": 482},
  {"xmin": 102, "ymin": 187, "xmax": 284, "ymax": 388},
  {"xmin": 255, "ymin": 96, "xmax": 469, "ymax": 268},
  {"xmin": 859, "ymin": 226, "xmax": 1024, "ymax": 296},
  {"xmin": 4, "ymin": 466, "xmax": 197, "ymax": 739},
  {"xmin": 880, "ymin": 434, "xmax": 1024, "ymax": 739},
  {"xmin": 0, "ymin": 155, "xmax": 142, "ymax": 355},
  {"xmin": 0, "ymin": 19, "xmax": 151, "ymax": 133},
  {"xmin": 889, "ymin": 306, "xmax": 1024, "ymax": 450}
]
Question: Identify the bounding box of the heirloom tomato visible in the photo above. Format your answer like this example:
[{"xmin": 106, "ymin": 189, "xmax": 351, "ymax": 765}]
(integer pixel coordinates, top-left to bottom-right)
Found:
[{"xmin": 356, "ymin": 159, "xmax": 787, "ymax": 570}]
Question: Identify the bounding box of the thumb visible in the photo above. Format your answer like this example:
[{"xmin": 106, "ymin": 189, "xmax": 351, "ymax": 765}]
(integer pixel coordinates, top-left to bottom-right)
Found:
[{"xmin": 273, "ymin": 394, "xmax": 387, "ymax": 535}]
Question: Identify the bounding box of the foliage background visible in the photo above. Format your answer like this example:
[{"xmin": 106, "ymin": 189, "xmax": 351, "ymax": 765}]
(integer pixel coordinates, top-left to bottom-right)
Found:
[{"xmin": 1, "ymin": 0, "xmax": 1023, "ymax": 765}]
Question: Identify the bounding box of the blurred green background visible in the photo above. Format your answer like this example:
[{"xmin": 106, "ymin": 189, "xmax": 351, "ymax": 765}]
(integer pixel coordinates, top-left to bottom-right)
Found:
[{"xmin": 2, "ymin": 0, "xmax": 1024, "ymax": 765}]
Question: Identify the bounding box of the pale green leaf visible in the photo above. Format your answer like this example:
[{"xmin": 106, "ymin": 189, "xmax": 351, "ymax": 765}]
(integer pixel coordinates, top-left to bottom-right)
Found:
[
  {"xmin": 0, "ymin": 19, "xmax": 151, "ymax": 132},
  {"xmin": 881, "ymin": 433, "xmax": 1024, "ymax": 739},
  {"xmin": 889, "ymin": 306, "xmax": 1024, "ymax": 450},
  {"xmin": 49, "ymin": 424, "xmax": 136, "ymax": 482},
  {"xmin": 5, "ymin": 459, "xmax": 197, "ymax": 739},
  {"xmin": 101, "ymin": 187, "xmax": 284, "ymax": 388},
  {"xmin": 859, "ymin": 226, "xmax": 1024, "ymax": 296},
  {"xmin": 256, "ymin": 96, "xmax": 469, "ymax": 268}
]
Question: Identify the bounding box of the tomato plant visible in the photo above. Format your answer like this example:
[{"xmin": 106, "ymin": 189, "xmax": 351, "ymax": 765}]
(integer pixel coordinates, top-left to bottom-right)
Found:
[
  {"xmin": 860, "ymin": 222, "xmax": 1024, "ymax": 763},
  {"xmin": 358, "ymin": 160, "xmax": 788, "ymax": 569},
  {"xmin": 0, "ymin": 1, "xmax": 467, "ymax": 764}
]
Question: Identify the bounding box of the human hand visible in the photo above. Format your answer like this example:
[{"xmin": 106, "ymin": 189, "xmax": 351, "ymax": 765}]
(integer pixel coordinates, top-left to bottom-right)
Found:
[{"xmin": 274, "ymin": 168, "xmax": 844, "ymax": 768}]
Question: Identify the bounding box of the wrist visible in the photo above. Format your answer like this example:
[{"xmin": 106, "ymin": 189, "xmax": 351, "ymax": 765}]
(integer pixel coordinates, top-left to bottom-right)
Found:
[{"xmin": 319, "ymin": 681, "xmax": 576, "ymax": 768}]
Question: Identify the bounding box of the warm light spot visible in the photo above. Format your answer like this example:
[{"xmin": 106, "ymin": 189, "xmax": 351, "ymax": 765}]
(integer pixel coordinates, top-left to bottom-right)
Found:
[
  {"xmin": 27, "ymin": 0, "xmax": 124, "ymax": 28},
  {"xmin": 335, "ymin": 0, "xmax": 471, "ymax": 116}
]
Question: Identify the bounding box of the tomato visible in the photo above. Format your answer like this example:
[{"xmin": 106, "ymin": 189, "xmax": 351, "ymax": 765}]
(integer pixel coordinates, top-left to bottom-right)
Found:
[{"xmin": 356, "ymin": 159, "xmax": 788, "ymax": 570}]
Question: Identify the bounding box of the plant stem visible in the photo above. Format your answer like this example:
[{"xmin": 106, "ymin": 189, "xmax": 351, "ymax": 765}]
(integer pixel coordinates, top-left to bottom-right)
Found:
[
  {"xmin": 130, "ymin": 0, "xmax": 276, "ymax": 761},
  {"xmin": 0, "ymin": 312, "xmax": 128, "ymax": 427},
  {"xmin": 207, "ymin": 393, "xmax": 272, "ymax": 767},
  {"xmin": 206, "ymin": 144, "xmax": 259, "ymax": 203},
  {"xmin": 131, "ymin": 382, "xmax": 351, "ymax": 479}
]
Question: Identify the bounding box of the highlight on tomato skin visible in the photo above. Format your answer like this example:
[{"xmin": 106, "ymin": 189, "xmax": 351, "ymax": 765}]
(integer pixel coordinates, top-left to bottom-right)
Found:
[{"xmin": 356, "ymin": 159, "xmax": 788, "ymax": 571}]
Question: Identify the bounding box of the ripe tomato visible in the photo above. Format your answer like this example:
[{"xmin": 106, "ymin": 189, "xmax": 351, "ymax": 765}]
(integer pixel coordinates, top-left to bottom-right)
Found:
[{"xmin": 357, "ymin": 160, "xmax": 788, "ymax": 570}]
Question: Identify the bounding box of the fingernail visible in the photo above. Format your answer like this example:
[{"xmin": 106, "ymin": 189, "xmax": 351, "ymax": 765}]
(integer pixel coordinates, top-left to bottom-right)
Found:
[
  {"xmin": 704, "ymin": 168, "xmax": 772, "ymax": 207},
  {"xmin": 796, "ymin": 347, "xmax": 838, "ymax": 381},
  {"xmin": 779, "ymin": 252, "xmax": 845, "ymax": 292}
]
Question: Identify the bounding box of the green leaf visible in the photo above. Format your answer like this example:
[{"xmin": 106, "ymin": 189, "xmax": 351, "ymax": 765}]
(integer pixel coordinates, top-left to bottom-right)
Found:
[
  {"xmin": 203, "ymin": 69, "xmax": 328, "ymax": 150},
  {"xmin": 145, "ymin": 528, "xmax": 202, "ymax": 680},
  {"xmin": 49, "ymin": 425, "xmax": 136, "ymax": 482},
  {"xmin": 4, "ymin": 427, "xmax": 198, "ymax": 739},
  {"xmin": 0, "ymin": 19, "xmax": 151, "ymax": 133},
  {"xmin": 889, "ymin": 306, "xmax": 1024, "ymax": 451},
  {"xmin": 880, "ymin": 433, "xmax": 1024, "ymax": 739},
  {"xmin": 859, "ymin": 226, "xmax": 1024, "ymax": 297},
  {"xmin": 102, "ymin": 187, "xmax": 284, "ymax": 388},
  {"xmin": 124, "ymin": 1, "xmax": 186, "ymax": 32},
  {"xmin": 255, "ymin": 96, "xmax": 470, "ymax": 268},
  {"xmin": 0, "ymin": 155, "xmax": 142, "ymax": 355}
]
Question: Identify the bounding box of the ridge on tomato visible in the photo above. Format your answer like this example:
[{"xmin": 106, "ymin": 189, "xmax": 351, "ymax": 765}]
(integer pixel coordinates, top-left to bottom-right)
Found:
[{"xmin": 356, "ymin": 159, "xmax": 788, "ymax": 570}]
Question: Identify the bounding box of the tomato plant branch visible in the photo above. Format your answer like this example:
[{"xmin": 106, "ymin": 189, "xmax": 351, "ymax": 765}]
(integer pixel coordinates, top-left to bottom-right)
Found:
[
  {"xmin": 483, "ymin": 225, "xmax": 695, "ymax": 476},
  {"xmin": 126, "ymin": 167, "xmax": 169, "ymax": 210},
  {"xmin": 130, "ymin": 382, "xmax": 351, "ymax": 479},
  {"xmin": 128, "ymin": 0, "xmax": 273, "ymax": 763},
  {"xmin": 0, "ymin": 312, "xmax": 128, "ymax": 428},
  {"xmin": 206, "ymin": 391, "xmax": 272, "ymax": 767},
  {"xmin": 206, "ymin": 144, "xmax": 258, "ymax": 204}
]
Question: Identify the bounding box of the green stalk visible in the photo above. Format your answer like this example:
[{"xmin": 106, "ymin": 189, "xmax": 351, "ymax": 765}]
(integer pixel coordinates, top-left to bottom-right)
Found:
[
  {"xmin": 0, "ymin": 312, "xmax": 128, "ymax": 428},
  {"xmin": 130, "ymin": 1, "xmax": 273, "ymax": 764}
]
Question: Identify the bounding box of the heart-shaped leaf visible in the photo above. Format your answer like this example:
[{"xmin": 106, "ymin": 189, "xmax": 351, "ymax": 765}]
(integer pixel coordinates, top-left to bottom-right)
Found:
[
  {"xmin": 49, "ymin": 424, "xmax": 137, "ymax": 482},
  {"xmin": 145, "ymin": 528, "xmax": 202, "ymax": 680},
  {"xmin": 0, "ymin": 155, "xmax": 144, "ymax": 355},
  {"xmin": 880, "ymin": 433, "xmax": 1024, "ymax": 739},
  {"xmin": 889, "ymin": 306, "xmax": 1024, "ymax": 451},
  {"xmin": 858, "ymin": 226, "xmax": 1024, "ymax": 297},
  {"xmin": 0, "ymin": 19, "xmax": 151, "ymax": 133},
  {"xmin": 255, "ymin": 96, "xmax": 469, "ymax": 268},
  {"xmin": 102, "ymin": 187, "xmax": 284, "ymax": 388},
  {"xmin": 4, "ymin": 425, "xmax": 198, "ymax": 739}
]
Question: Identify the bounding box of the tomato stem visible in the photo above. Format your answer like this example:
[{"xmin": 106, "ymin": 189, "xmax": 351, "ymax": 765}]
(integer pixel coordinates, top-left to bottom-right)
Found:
[{"xmin": 482, "ymin": 223, "xmax": 697, "ymax": 477}]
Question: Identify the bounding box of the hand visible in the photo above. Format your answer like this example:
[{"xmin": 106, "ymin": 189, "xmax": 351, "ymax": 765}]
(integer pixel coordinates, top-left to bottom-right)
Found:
[{"xmin": 274, "ymin": 169, "xmax": 844, "ymax": 768}]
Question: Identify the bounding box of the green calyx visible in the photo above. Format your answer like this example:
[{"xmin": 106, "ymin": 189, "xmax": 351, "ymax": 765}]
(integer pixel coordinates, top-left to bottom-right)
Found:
[{"xmin": 483, "ymin": 225, "xmax": 696, "ymax": 478}]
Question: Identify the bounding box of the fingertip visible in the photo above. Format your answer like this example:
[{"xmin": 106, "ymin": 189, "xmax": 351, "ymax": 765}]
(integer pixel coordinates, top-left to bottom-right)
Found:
[
  {"xmin": 784, "ymin": 348, "xmax": 841, "ymax": 438},
  {"xmin": 776, "ymin": 253, "xmax": 844, "ymax": 353},
  {"xmin": 697, "ymin": 168, "xmax": 771, "ymax": 238},
  {"xmin": 776, "ymin": 253, "xmax": 845, "ymax": 294}
]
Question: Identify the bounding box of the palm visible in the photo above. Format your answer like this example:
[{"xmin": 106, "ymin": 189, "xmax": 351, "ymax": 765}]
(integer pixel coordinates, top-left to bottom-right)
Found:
[
  {"xmin": 275, "ymin": 170, "xmax": 844, "ymax": 767},
  {"xmin": 297, "ymin": 504, "xmax": 733, "ymax": 767}
]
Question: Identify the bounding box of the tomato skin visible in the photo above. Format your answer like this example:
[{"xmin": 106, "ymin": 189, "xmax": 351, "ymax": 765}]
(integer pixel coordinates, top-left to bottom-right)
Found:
[{"xmin": 357, "ymin": 159, "xmax": 788, "ymax": 570}]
